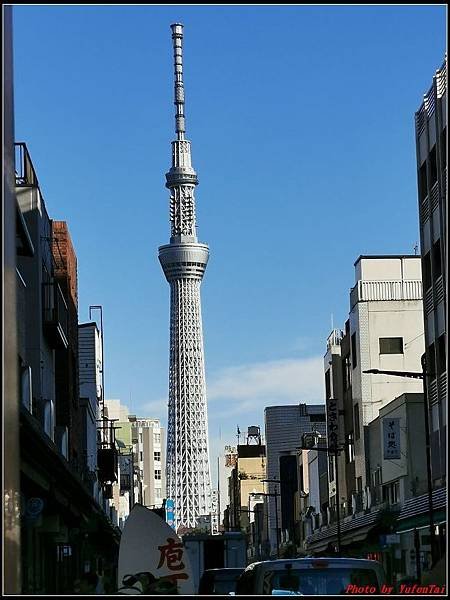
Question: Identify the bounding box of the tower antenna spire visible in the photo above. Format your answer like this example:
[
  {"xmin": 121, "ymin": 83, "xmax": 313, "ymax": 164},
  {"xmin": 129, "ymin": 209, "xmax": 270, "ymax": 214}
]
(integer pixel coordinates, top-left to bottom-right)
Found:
[{"xmin": 171, "ymin": 23, "xmax": 186, "ymax": 141}]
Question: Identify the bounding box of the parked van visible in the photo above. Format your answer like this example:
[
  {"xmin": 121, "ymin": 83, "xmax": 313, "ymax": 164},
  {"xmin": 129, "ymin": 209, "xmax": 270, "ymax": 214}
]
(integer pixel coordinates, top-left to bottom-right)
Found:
[{"xmin": 235, "ymin": 557, "xmax": 386, "ymax": 595}]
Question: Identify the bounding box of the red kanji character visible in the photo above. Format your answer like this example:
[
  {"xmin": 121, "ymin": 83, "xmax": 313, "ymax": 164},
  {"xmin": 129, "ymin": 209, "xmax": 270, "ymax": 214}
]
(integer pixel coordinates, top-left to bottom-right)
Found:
[{"xmin": 157, "ymin": 537, "xmax": 185, "ymax": 571}]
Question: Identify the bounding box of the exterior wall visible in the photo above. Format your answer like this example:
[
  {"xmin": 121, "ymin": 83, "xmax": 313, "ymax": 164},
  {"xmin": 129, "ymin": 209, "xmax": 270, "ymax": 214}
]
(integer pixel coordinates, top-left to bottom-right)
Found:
[
  {"xmin": 4, "ymin": 7, "xmax": 21, "ymax": 590},
  {"xmin": 17, "ymin": 173, "xmax": 56, "ymax": 441},
  {"xmin": 415, "ymin": 58, "xmax": 447, "ymax": 486},
  {"xmin": 264, "ymin": 404, "xmax": 326, "ymax": 554}
]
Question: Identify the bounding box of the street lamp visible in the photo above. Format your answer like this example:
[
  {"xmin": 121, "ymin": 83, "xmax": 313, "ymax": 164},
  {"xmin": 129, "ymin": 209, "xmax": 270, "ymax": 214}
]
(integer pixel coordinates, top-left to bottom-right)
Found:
[
  {"xmin": 363, "ymin": 353, "xmax": 438, "ymax": 568},
  {"xmin": 297, "ymin": 434, "xmax": 344, "ymax": 556}
]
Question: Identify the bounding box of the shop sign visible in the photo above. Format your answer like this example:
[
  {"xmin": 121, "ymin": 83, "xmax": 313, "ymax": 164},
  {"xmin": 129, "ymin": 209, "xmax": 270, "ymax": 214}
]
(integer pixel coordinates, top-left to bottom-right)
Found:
[
  {"xmin": 383, "ymin": 418, "xmax": 401, "ymax": 459},
  {"xmin": 326, "ymin": 398, "xmax": 339, "ymax": 452}
]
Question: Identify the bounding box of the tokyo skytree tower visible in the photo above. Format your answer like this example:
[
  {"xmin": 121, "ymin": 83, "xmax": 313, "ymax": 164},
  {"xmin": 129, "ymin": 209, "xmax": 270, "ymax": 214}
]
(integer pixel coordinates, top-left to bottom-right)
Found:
[{"xmin": 158, "ymin": 23, "xmax": 212, "ymax": 531}]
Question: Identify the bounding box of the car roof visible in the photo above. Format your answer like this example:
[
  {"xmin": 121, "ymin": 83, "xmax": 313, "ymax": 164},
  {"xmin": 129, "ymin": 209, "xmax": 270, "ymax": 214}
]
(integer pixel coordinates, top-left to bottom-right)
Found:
[
  {"xmin": 202, "ymin": 568, "xmax": 244, "ymax": 574},
  {"xmin": 247, "ymin": 558, "xmax": 382, "ymax": 570}
]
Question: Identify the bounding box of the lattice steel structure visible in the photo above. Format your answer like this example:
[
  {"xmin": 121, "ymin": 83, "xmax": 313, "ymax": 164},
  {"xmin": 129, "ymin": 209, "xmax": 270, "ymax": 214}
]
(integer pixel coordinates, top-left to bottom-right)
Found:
[{"xmin": 158, "ymin": 23, "xmax": 212, "ymax": 531}]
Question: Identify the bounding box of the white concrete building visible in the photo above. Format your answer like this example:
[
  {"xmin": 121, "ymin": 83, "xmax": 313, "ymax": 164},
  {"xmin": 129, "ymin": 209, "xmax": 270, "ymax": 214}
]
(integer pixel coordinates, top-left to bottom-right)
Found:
[
  {"xmin": 128, "ymin": 416, "xmax": 166, "ymax": 509},
  {"xmin": 78, "ymin": 322, "xmax": 103, "ymax": 503},
  {"xmin": 349, "ymin": 255, "xmax": 425, "ymax": 487}
]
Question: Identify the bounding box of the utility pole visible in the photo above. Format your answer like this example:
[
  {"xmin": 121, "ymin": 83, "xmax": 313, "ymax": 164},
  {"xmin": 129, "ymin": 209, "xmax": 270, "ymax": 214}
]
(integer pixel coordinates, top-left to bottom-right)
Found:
[
  {"xmin": 262, "ymin": 479, "xmax": 281, "ymax": 558},
  {"xmin": 298, "ymin": 435, "xmax": 344, "ymax": 556}
]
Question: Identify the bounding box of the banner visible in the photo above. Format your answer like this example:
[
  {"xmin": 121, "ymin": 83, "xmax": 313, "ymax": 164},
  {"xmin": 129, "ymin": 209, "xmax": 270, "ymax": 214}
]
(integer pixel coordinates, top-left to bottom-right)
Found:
[{"xmin": 118, "ymin": 504, "xmax": 194, "ymax": 594}]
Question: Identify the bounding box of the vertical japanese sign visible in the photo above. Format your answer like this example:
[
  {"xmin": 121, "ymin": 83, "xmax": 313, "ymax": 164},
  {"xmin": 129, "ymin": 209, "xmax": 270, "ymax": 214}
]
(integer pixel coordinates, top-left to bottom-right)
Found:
[
  {"xmin": 383, "ymin": 418, "xmax": 401, "ymax": 459},
  {"xmin": 118, "ymin": 504, "xmax": 194, "ymax": 594},
  {"xmin": 326, "ymin": 398, "xmax": 339, "ymax": 452},
  {"xmin": 165, "ymin": 498, "xmax": 175, "ymax": 529}
]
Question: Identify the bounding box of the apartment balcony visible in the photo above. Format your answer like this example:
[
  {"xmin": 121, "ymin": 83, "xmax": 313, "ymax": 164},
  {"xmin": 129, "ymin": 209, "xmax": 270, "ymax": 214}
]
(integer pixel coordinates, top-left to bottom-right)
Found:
[
  {"xmin": 350, "ymin": 279, "xmax": 422, "ymax": 309},
  {"xmin": 42, "ymin": 281, "xmax": 68, "ymax": 349}
]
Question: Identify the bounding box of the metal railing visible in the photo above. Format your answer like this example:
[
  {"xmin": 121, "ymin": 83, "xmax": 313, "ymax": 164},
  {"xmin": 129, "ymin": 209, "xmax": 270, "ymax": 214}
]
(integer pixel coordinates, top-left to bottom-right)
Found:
[
  {"xmin": 350, "ymin": 279, "xmax": 422, "ymax": 308},
  {"xmin": 14, "ymin": 142, "xmax": 39, "ymax": 187},
  {"xmin": 327, "ymin": 329, "xmax": 344, "ymax": 350}
]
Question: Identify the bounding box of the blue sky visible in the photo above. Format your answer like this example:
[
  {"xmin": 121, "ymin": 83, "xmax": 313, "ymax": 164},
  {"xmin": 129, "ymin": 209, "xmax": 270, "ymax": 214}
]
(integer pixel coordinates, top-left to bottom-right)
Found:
[{"xmin": 12, "ymin": 5, "xmax": 446, "ymax": 483}]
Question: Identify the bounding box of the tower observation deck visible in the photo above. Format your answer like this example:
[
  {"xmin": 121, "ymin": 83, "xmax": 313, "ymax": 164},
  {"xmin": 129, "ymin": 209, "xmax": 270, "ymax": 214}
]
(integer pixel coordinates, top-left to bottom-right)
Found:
[{"xmin": 158, "ymin": 23, "xmax": 212, "ymax": 531}]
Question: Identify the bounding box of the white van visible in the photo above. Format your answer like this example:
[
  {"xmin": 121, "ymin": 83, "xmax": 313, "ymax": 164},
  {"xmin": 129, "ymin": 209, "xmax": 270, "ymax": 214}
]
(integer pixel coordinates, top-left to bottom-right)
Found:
[{"xmin": 235, "ymin": 557, "xmax": 386, "ymax": 595}]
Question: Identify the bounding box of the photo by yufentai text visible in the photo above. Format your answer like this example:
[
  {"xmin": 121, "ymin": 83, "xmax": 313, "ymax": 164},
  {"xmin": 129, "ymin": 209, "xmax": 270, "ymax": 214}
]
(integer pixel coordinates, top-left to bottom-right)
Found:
[{"xmin": 346, "ymin": 584, "xmax": 446, "ymax": 594}]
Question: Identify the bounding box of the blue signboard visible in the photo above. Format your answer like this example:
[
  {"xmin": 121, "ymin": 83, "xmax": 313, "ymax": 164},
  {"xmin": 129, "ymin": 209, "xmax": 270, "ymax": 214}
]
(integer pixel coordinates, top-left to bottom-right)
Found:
[{"xmin": 165, "ymin": 498, "xmax": 175, "ymax": 529}]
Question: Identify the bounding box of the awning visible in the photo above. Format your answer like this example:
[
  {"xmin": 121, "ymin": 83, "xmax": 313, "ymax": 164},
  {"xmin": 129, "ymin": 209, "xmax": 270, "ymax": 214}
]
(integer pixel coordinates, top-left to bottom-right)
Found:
[
  {"xmin": 306, "ymin": 509, "xmax": 384, "ymax": 551},
  {"xmin": 396, "ymin": 510, "xmax": 447, "ymax": 534},
  {"xmin": 396, "ymin": 487, "xmax": 446, "ymax": 533}
]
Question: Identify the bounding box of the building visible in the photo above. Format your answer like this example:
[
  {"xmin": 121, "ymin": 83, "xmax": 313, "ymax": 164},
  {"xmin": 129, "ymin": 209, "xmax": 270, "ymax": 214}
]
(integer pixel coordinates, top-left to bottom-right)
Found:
[
  {"xmin": 349, "ymin": 255, "xmax": 424, "ymax": 488},
  {"xmin": 225, "ymin": 427, "xmax": 266, "ymax": 561},
  {"xmin": 264, "ymin": 404, "xmax": 326, "ymax": 555},
  {"xmin": 368, "ymin": 393, "xmax": 434, "ymax": 583},
  {"xmin": 78, "ymin": 322, "xmax": 103, "ymax": 502},
  {"xmin": 15, "ymin": 143, "xmax": 120, "ymax": 593},
  {"xmin": 4, "ymin": 7, "xmax": 21, "ymax": 591},
  {"xmin": 52, "ymin": 222, "xmax": 82, "ymax": 470},
  {"xmin": 305, "ymin": 255, "xmax": 436, "ymax": 582},
  {"xmin": 105, "ymin": 400, "xmax": 166, "ymax": 513},
  {"xmin": 158, "ymin": 23, "xmax": 212, "ymax": 530},
  {"xmin": 415, "ymin": 57, "xmax": 447, "ymax": 488},
  {"xmin": 128, "ymin": 416, "xmax": 166, "ymax": 509}
]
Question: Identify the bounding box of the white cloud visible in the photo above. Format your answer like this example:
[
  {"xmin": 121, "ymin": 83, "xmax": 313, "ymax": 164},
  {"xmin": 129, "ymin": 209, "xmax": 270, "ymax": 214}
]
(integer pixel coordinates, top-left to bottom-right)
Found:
[
  {"xmin": 206, "ymin": 356, "xmax": 325, "ymax": 417},
  {"xmin": 141, "ymin": 397, "xmax": 167, "ymax": 421}
]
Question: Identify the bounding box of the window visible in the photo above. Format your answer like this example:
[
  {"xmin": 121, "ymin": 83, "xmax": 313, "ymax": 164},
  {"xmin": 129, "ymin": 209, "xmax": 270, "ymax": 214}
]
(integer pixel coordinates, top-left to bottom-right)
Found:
[
  {"xmin": 155, "ymin": 488, "xmax": 162, "ymax": 499},
  {"xmin": 437, "ymin": 334, "xmax": 446, "ymax": 375},
  {"xmin": 356, "ymin": 477, "xmax": 363, "ymax": 493},
  {"xmin": 423, "ymin": 252, "xmax": 432, "ymax": 290},
  {"xmin": 354, "ymin": 404, "xmax": 360, "ymax": 441},
  {"xmin": 419, "ymin": 161, "xmax": 428, "ymax": 201},
  {"xmin": 153, "ymin": 433, "xmax": 161, "ymax": 444},
  {"xmin": 382, "ymin": 481, "xmax": 400, "ymax": 504},
  {"xmin": 379, "ymin": 337, "xmax": 404, "ymax": 354},
  {"xmin": 427, "ymin": 343, "xmax": 436, "ymax": 379},
  {"xmin": 440, "ymin": 127, "xmax": 447, "ymax": 170},
  {"xmin": 325, "ymin": 370, "xmax": 331, "ymax": 400},
  {"xmin": 432, "ymin": 241, "xmax": 442, "ymax": 280},
  {"xmin": 431, "ymin": 403, "xmax": 440, "ymax": 432},
  {"xmin": 139, "ymin": 432, "xmax": 143, "ymax": 443},
  {"xmin": 154, "ymin": 451, "xmax": 161, "ymax": 462},
  {"xmin": 429, "ymin": 145, "xmax": 438, "ymax": 186},
  {"xmin": 328, "ymin": 455, "xmax": 335, "ymax": 482},
  {"xmin": 351, "ymin": 333, "xmax": 357, "ymax": 369},
  {"xmin": 346, "ymin": 432, "xmax": 355, "ymax": 463},
  {"xmin": 154, "ymin": 469, "xmax": 162, "ymax": 480},
  {"xmin": 342, "ymin": 355, "xmax": 351, "ymax": 391},
  {"xmin": 139, "ymin": 451, "xmax": 143, "ymax": 462}
]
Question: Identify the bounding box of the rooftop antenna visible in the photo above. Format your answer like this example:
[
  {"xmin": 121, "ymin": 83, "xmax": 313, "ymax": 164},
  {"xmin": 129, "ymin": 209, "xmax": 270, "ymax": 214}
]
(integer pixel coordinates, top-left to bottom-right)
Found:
[{"xmin": 414, "ymin": 242, "xmax": 419, "ymax": 256}]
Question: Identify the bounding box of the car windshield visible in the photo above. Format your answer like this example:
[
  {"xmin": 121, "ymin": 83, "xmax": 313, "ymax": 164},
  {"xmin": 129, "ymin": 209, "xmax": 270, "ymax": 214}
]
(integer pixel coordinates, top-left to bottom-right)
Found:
[{"xmin": 263, "ymin": 567, "xmax": 380, "ymax": 595}]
